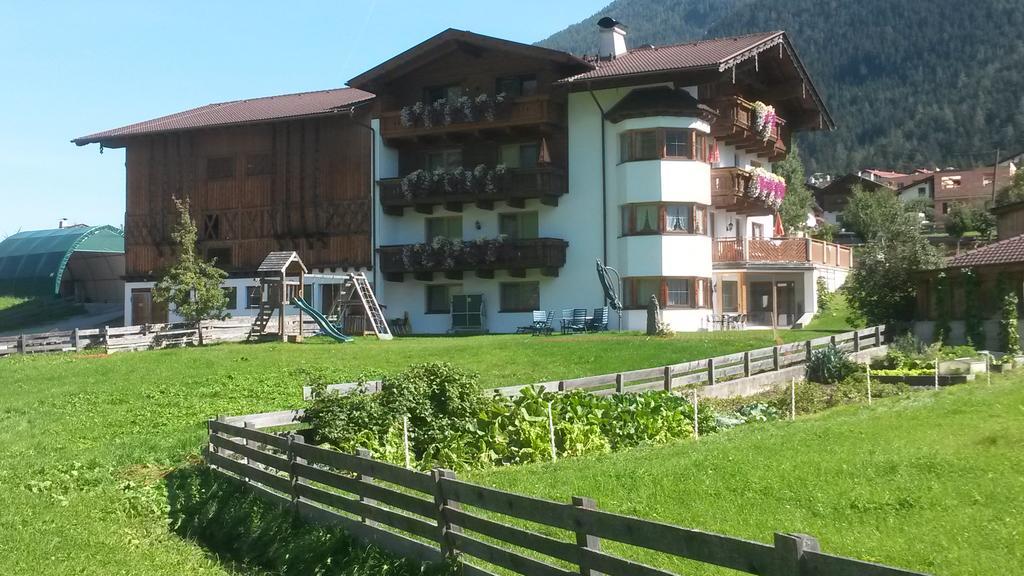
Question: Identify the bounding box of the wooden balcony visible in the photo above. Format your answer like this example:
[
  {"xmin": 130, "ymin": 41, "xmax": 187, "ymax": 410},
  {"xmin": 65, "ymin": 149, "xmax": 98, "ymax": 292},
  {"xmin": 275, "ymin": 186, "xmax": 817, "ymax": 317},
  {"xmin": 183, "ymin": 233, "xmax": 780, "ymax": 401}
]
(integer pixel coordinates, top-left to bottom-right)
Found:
[
  {"xmin": 713, "ymin": 237, "xmax": 853, "ymax": 269},
  {"xmin": 379, "ymin": 166, "xmax": 567, "ymax": 216},
  {"xmin": 710, "ymin": 96, "xmax": 788, "ymax": 160},
  {"xmin": 379, "ymin": 95, "xmax": 564, "ymax": 142},
  {"xmin": 711, "ymin": 167, "xmax": 776, "ymax": 216},
  {"xmin": 379, "ymin": 238, "xmax": 568, "ymax": 281}
]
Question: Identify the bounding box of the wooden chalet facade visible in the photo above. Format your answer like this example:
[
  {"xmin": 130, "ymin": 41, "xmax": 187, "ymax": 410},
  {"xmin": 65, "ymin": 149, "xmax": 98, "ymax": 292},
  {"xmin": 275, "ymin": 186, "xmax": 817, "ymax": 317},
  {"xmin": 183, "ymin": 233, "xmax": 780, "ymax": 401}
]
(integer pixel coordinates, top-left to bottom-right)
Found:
[{"xmin": 74, "ymin": 88, "xmax": 376, "ymax": 324}]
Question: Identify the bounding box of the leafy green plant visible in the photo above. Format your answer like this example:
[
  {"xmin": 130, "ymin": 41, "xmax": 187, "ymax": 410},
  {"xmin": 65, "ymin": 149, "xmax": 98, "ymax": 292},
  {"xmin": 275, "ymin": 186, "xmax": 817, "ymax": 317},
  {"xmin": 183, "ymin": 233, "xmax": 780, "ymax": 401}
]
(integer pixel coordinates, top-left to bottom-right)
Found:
[
  {"xmin": 963, "ymin": 268, "xmax": 985, "ymax": 349},
  {"xmin": 816, "ymin": 277, "xmax": 832, "ymax": 311},
  {"xmin": 1001, "ymin": 290, "xmax": 1021, "ymax": 355},
  {"xmin": 806, "ymin": 344, "xmax": 858, "ymax": 384}
]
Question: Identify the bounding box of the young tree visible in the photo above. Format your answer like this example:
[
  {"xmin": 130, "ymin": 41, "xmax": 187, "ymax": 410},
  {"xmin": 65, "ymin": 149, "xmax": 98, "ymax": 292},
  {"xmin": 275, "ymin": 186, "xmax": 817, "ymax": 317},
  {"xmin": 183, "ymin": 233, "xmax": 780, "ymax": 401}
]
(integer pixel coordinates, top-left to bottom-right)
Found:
[
  {"xmin": 944, "ymin": 202, "xmax": 974, "ymax": 240},
  {"xmin": 153, "ymin": 197, "xmax": 229, "ymax": 345},
  {"xmin": 774, "ymin": 142, "xmax": 814, "ymax": 233},
  {"xmin": 842, "ymin": 186, "xmax": 912, "ymax": 241},
  {"xmin": 845, "ymin": 190, "xmax": 941, "ymax": 326},
  {"xmin": 995, "ymin": 169, "xmax": 1024, "ymax": 206},
  {"xmin": 974, "ymin": 208, "xmax": 996, "ymax": 240}
]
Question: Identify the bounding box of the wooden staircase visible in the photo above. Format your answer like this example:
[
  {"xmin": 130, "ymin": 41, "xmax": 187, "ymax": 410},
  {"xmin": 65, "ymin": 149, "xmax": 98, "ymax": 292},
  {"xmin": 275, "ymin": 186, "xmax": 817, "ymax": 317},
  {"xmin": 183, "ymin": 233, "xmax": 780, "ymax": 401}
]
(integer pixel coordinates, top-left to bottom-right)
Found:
[{"xmin": 351, "ymin": 273, "xmax": 392, "ymax": 340}]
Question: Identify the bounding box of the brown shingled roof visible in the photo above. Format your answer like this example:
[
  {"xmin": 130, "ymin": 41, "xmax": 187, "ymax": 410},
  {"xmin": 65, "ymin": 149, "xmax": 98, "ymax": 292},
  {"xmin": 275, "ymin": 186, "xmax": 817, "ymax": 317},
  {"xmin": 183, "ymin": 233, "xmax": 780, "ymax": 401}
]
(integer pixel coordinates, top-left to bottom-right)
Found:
[
  {"xmin": 947, "ymin": 234, "xmax": 1024, "ymax": 268},
  {"xmin": 73, "ymin": 87, "xmax": 375, "ymax": 146},
  {"xmin": 560, "ymin": 31, "xmax": 784, "ymax": 82}
]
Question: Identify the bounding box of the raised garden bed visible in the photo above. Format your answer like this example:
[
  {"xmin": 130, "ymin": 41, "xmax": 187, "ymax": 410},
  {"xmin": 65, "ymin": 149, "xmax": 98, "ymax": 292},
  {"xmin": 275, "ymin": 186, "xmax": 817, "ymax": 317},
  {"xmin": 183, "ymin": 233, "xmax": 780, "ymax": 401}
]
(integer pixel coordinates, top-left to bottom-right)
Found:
[{"xmin": 874, "ymin": 374, "xmax": 974, "ymax": 387}]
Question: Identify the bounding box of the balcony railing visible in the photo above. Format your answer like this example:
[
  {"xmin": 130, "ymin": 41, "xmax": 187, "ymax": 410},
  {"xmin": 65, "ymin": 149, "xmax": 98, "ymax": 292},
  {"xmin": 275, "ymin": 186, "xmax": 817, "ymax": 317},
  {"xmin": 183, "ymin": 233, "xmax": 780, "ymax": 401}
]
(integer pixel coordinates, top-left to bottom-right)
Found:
[
  {"xmin": 379, "ymin": 95, "xmax": 563, "ymax": 141},
  {"xmin": 710, "ymin": 96, "xmax": 788, "ymax": 160},
  {"xmin": 711, "ymin": 167, "xmax": 775, "ymax": 215},
  {"xmin": 713, "ymin": 237, "xmax": 853, "ymax": 269},
  {"xmin": 379, "ymin": 166, "xmax": 567, "ymax": 215},
  {"xmin": 379, "ymin": 237, "xmax": 569, "ymax": 280}
]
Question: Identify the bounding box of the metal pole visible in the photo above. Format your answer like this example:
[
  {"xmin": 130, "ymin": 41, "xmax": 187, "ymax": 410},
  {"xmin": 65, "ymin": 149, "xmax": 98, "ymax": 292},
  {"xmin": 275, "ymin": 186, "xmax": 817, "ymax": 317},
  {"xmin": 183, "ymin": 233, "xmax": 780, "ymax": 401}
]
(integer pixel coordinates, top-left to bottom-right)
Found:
[
  {"xmin": 547, "ymin": 401, "xmax": 557, "ymax": 462},
  {"xmin": 934, "ymin": 358, "xmax": 939, "ymax": 391},
  {"xmin": 403, "ymin": 415, "xmax": 411, "ymax": 469},
  {"xmin": 866, "ymin": 364, "xmax": 872, "ymax": 405},
  {"xmin": 790, "ymin": 378, "xmax": 796, "ymax": 421},
  {"xmin": 693, "ymin": 388, "xmax": 699, "ymax": 439}
]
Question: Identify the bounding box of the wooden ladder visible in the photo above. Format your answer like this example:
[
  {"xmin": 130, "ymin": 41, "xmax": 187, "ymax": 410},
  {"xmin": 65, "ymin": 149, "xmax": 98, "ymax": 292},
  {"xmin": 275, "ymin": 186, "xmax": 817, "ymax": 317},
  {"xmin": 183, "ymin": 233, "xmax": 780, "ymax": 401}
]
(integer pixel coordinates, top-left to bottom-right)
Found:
[
  {"xmin": 350, "ymin": 273, "xmax": 392, "ymax": 340},
  {"xmin": 247, "ymin": 302, "xmax": 275, "ymax": 341}
]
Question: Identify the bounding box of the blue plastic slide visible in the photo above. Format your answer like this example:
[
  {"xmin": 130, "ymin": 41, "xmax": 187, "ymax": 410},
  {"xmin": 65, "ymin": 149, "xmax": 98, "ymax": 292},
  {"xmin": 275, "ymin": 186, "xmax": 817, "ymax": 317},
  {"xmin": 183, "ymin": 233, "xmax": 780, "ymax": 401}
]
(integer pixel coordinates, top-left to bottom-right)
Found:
[{"xmin": 290, "ymin": 297, "xmax": 353, "ymax": 343}]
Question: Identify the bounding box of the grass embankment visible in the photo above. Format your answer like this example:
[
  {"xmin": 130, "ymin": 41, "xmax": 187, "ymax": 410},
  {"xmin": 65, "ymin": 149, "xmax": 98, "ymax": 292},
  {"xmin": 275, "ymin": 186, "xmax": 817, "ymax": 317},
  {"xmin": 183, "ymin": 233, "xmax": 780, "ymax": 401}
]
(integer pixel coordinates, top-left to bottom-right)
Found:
[
  {"xmin": 0, "ymin": 295, "xmax": 85, "ymax": 331},
  {"xmin": 469, "ymin": 377, "xmax": 1024, "ymax": 576},
  {"xmin": 803, "ymin": 290, "xmax": 859, "ymax": 332},
  {"xmin": 0, "ymin": 328, "xmax": 834, "ymax": 575}
]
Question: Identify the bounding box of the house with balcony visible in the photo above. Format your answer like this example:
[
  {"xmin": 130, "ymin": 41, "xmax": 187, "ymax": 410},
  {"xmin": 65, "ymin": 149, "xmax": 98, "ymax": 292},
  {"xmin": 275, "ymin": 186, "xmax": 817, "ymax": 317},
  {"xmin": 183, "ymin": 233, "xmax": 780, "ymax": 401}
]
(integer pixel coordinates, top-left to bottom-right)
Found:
[{"xmin": 351, "ymin": 20, "xmax": 846, "ymax": 333}]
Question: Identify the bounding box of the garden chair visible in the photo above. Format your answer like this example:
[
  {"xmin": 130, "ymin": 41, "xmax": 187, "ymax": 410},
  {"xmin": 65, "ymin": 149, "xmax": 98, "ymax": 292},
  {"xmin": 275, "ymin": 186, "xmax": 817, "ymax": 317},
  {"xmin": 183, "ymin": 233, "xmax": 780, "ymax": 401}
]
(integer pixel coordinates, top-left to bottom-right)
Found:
[
  {"xmin": 560, "ymin": 308, "xmax": 575, "ymax": 334},
  {"xmin": 588, "ymin": 307, "xmax": 609, "ymax": 332},
  {"xmin": 564, "ymin": 308, "xmax": 589, "ymax": 334},
  {"xmin": 521, "ymin": 310, "xmax": 553, "ymax": 335}
]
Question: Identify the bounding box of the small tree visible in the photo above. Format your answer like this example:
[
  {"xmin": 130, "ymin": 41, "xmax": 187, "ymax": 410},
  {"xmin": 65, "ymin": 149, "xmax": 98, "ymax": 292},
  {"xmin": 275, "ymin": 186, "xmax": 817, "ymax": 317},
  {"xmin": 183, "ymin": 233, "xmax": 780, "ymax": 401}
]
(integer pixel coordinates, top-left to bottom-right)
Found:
[
  {"xmin": 944, "ymin": 202, "xmax": 974, "ymax": 243},
  {"xmin": 842, "ymin": 186, "xmax": 908, "ymax": 241},
  {"xmin": 995, "ymin": 169, "xmax": 1024, "ymax": 206},
  {"xmin": 974, "ymin": 209, "xmax": 996, "ymax": 241},
  {"xmin": 933, "ymin": 271, "xmax": 951, "ymax": 344},
  {"xmin": 775, "ymin": 143, "xmax": 814, "ymax": 233},
  {"xmin": 153, "ymin": 197, "xmax": 229, "ymax": 345},
  {"xmin": 963, "ymin": 268, "xmax": 985, "ymax": 349}
]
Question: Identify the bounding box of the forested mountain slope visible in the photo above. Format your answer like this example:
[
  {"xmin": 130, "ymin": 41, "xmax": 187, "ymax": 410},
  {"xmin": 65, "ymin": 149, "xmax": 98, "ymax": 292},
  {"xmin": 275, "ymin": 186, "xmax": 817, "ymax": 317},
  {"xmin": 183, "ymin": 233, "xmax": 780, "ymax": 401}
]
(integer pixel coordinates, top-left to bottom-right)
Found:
[{"xmin": 541, "ymin": 0, "xmax": 1024, "ymax": 173}]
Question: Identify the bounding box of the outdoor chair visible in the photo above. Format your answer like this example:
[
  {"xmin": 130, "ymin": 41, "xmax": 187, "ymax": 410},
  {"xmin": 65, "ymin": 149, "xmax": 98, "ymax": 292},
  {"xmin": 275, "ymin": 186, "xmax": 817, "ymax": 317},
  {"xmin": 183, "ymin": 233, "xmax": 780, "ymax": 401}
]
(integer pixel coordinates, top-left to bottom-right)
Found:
[
  {"xmin": 520, "ymin": 310, "xmax": 553, "ymax": 335},
  {"xmin": 587, "ymin": 307, "xmax": 609, "ymax": 332},
  {"xmin": 563, "ymin": 308, "xmax": 589, "ymax": 334}
]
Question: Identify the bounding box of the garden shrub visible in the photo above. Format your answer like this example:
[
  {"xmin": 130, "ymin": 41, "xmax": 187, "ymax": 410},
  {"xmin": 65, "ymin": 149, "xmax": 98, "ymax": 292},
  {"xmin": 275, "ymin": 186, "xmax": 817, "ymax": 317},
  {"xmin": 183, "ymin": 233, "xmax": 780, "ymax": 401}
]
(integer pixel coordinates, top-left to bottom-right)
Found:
[
  {"xmin": 806, "ymin": 344, "xmax": 858, "ymax": 384},
  {"xmin": 816, "ymin": 277, "xmax": 832, "ymax": 311}
]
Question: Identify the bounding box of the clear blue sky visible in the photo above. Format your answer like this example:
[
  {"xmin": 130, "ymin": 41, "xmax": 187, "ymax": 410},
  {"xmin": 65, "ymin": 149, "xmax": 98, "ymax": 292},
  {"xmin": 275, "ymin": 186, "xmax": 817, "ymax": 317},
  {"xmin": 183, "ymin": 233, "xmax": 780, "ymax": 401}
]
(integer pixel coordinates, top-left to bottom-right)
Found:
[{"xmin": 0, "ymin": 0, "xmax": 606, "ymax": 238}]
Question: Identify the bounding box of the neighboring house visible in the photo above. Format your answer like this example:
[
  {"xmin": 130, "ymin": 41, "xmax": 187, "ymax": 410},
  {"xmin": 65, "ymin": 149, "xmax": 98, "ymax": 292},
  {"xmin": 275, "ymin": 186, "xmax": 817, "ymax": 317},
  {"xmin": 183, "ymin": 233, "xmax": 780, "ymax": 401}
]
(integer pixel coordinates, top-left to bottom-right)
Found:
[
  {"xmin": 76, "ymin": 20, "xmax": 852, "ymax": 333},
  {"xmin": 814, "ymin": 174, "xmax": 892, "ymax": 225},
  {"xmin": 0, "ymin": 225, "xmax": 124, "ymax": 303},
  {"xmin": 896, "ymin": 177, "xmax": 934, "ymax": 205},
  {"xmin": 74, "ymin": 89, "xmax": 376, "ymax": 325},
  {"xmin": 991, "ymin": 200, "xmax": 1024, "ymax": 241},
  {"xmin": 881, "ymin": 167, "xmax": 1012, "ymax": 225},
  {"xmin": 914, "ymin": 233, "xmax": 1024, "ymax": 346},
  {"xmin": 858, "ymin": 169, "xmax": 908, "ymax": 184}
]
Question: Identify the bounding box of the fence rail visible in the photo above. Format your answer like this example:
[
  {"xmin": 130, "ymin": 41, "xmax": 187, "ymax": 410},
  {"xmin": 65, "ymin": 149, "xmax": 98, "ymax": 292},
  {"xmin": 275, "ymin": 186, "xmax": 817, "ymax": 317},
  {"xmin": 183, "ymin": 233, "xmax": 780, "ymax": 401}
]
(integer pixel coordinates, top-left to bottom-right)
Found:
[
  {"xmin": 206, "ymin": 414, "xmax": 928, "ymax": 576},
  {"xmin": 304, "ymin": 325, "xmax": 890, "ymax": 401},
  {"xmin": 0, "ymin": 315, "xmax": 327, "ymax": 357}
]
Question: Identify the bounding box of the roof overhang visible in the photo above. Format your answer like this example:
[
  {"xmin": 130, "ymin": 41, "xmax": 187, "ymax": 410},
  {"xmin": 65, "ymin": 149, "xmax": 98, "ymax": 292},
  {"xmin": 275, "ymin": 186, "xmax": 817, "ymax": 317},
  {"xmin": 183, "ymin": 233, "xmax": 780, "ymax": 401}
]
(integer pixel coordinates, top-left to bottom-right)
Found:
[{"xmin": 348, "ymin": 28, "xmax": 594, "ymax": 92}]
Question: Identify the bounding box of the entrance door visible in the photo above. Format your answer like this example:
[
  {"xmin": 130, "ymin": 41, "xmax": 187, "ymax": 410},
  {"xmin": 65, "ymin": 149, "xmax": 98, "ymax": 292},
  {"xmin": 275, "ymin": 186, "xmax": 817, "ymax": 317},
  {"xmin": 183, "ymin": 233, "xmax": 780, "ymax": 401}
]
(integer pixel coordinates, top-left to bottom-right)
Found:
[
  {"xmin": 130, "ymin": 288, "xmax": 168, "ymax": 325},
  {"xmin": 775, "ymin": 281, "xmax": 797, "ymax": 327},
  {"xmin": 747, "ymin": 281, "xmax": 797, "ymax": 327}
]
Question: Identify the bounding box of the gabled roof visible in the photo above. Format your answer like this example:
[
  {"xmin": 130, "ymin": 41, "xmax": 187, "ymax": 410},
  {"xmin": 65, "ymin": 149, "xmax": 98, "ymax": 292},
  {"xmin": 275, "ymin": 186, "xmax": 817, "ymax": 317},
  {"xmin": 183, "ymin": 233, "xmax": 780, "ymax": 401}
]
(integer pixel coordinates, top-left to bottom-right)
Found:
[
  {"xmin": 896, "ymin": 176, "xmax": 934, "ymax": 193},
  {"xmin": 818, "ymin": 173, "xmax": 891, "ymax": 195},
  {"xmin": 559, "ymin": 31, "xmax": 833, "ymax": 131},
  {"xmin": 0, "ymin": 225, "xmax": 124, "ymax": 296},
  {"xmin": 561, "ymin": 31, "xmax": 784, "ymax": 82},
  {"xmin": 257, "ymin": 251, "xmax": 307, "ymax": 275},
  {"xmin": 862, "ymin": 169, "xmax": 908, "ymax": 179},
  {"xmin": 947, "ymin": 234, "xmax": 1024, "ymax": 268},
  {"xmin": 73, "ymin": 87, "xmax": 375, "ymax": 146},
  {"xmin": 348, "ymin": 28, "xmax": 592, "ymax": 91}
]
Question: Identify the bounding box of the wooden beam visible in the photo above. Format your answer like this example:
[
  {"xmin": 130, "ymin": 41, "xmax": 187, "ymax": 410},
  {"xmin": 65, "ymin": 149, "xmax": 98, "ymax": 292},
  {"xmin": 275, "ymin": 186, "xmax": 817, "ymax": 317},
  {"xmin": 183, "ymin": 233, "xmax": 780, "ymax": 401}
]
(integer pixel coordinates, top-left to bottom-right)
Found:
[
  {"xmin": 475, "ymin": 199, "xmax": 495, "ymax": 211},
  {"xmin": 384, "ymin": 273, "xmax": 405, "ymax": 283},
  {"xmin": 540, "ymin": 267, "xmax": 559, "ymax": 278},
  {"xmin": 443, "ymin": 202, "xmax": 463, "ymax": 213},
  {"xmin": 443, "ymin": 271, "xmax": 464, "ymax": 281},
  {"xmin": 539, "ymin": 196, "xmax": 559, "ymax": 208},
  {"xmin": 507, "ymin": 197, "xmax": 526, "ymax": 209},
  {"xmin": 414, "ymin": 204, "xmax": 435, "ymax": 215},
  {"xmin": 508, "ymin": 268, "xmax": 526, "ymax": 279},
  {"xmin": 382, "ymin": 205, "xmax": 405, "ymax": 217},
  {"xmin": 476, "ymin": 269, "xmax": 495, "ymax": 279},
  {"xmin": 414, "ymin": 272, "xmax": 434, "ymax": 282}
]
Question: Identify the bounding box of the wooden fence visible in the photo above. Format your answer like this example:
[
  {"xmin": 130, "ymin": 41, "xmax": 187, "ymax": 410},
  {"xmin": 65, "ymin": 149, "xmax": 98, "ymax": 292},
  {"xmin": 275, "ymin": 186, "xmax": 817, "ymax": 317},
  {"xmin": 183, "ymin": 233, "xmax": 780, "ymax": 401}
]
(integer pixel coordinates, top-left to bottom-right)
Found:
[
  {"xmin": 206, "ymin": 411, "xmax": 928, "ymax": 576},
  {"xmin": 304, "ymin": 325, "xmax": 890, "ymax": 400},
  {"xmin": 0, "ymin": 316, "xmax": 321, "ymax": 357}
]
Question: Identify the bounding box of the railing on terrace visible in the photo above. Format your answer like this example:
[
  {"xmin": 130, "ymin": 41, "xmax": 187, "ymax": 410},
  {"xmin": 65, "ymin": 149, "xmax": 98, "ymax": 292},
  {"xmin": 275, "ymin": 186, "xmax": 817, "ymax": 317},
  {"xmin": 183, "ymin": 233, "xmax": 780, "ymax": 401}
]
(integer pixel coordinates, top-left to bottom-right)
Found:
[
  {"xmin": 207, "ymin": 324, "xmax": 927, "ymax": 576},
  {"xmin": 710, "ymin": 96, "xmax": 788, "ymax": 160},
  {"xmin": 379, "ymin": 94, "xmax": 563, "ymax": 140},
  {"xmin": 378, "ymin": 238, "xmax": 568, "ymax": 279},
  {"xmin": 713, "ymin": 237, "xmax": 853, "ymax": 269},
  {"xmin": 379, "ymin": 166, "xmax": 567, "ymax": 215}
]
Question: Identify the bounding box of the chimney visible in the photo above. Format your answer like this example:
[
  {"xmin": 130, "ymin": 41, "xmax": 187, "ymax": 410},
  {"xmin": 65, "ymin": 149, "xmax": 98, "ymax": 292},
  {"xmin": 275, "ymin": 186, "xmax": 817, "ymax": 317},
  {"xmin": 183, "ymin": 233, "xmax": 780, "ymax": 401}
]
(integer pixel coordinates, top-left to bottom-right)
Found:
[{"xmin": 597, "ymin": 17, "xmax": 628, "ymax": 59}]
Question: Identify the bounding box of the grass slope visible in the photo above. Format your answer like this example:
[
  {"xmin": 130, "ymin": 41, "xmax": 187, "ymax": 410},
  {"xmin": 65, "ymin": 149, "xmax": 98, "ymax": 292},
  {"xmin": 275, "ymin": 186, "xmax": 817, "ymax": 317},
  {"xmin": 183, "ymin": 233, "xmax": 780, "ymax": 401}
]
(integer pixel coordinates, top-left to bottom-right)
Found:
[
  {"xmin": 469, "ymin": 378, "xmax": 1024, "ymax": 575},
  {"xmin": 0, "ymin": 329, "xmax": 833, "ymax": 575},
  {"xmin": 0, "ymin": 295, "xmax": 86, "ymax": 331}
]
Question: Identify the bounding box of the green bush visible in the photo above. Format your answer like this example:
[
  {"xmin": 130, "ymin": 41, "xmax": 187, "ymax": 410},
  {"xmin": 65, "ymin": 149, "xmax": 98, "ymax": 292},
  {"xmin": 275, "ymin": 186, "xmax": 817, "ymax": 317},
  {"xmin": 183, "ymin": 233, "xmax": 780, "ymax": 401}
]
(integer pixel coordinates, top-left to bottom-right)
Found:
[{"xmin": 806, "ymin": 344, "xmax": 858, "ymax": 384}]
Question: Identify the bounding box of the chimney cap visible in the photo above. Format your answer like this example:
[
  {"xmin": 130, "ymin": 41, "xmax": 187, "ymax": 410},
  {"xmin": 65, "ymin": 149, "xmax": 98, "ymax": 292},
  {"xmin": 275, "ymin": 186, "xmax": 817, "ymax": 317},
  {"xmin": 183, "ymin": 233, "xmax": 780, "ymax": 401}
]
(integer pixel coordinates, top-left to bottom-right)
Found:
[{"xmin": 597, "ymin": 17, "xmax": 625, "ymax": 30}]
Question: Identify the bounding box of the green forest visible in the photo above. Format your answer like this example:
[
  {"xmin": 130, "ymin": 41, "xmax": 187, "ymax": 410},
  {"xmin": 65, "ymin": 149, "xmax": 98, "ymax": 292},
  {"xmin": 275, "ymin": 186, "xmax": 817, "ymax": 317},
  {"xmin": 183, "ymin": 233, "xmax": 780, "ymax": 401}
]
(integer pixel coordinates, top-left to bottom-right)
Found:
[{"xmin": 540, "ymin": 0, "xmax": 1024, "ymax": 173}]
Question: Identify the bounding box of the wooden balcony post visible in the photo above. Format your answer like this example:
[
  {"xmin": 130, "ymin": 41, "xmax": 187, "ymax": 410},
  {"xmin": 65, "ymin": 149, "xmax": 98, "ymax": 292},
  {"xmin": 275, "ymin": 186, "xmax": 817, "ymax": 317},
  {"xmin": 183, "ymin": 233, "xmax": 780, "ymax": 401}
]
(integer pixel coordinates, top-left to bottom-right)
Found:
[
  {"xmin": 805, "ymin": 238, "xmax": 813, "ymax": 263},
  {"xmin": 741, "ymin": 238, "xmax": 749, "ymax": 262}
]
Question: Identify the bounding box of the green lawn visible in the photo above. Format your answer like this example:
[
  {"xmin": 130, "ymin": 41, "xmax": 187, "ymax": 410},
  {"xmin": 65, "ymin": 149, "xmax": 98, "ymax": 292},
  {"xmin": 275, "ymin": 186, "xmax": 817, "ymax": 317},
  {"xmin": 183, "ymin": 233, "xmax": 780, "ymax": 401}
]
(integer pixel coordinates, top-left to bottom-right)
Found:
[
  {"xmin": 0, "ymin": 295, "xmax": 86, "ymax": 331},
  {"xmin": 803, "ymin": 291, "xmax": 859, "ymax": 332},
  {"xmin": 468, "ymin": 377, "xmax": 1024, "ymax": 576},
  {"xmin": 0, "ymin": 328, "xmax": 837, "ymax": 575}
]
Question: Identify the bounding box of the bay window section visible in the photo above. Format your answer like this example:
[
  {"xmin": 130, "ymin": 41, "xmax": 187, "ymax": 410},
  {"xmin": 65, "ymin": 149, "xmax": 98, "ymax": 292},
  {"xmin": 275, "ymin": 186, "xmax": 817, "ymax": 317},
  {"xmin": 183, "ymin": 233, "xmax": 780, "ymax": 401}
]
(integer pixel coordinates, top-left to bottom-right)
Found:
[
  {"xmin": 619, "ymin": 128, "xmax": 712, "ymax": 163},
  {"xmin": 623, "ymin": 277, "xmax": 712, "ymax": 309},
  {"xmin": 622, "ymin": 203, "xmax": 709, "ymax": 236}
]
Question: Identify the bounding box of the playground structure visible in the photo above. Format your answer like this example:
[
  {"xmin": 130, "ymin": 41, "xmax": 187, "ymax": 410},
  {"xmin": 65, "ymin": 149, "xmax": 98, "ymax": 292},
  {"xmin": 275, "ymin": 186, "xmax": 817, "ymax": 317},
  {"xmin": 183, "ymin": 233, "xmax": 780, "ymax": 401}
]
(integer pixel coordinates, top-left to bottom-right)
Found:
[{"xmin": 247, "ymin": 251, "xmax": 392, "ymax": 342}]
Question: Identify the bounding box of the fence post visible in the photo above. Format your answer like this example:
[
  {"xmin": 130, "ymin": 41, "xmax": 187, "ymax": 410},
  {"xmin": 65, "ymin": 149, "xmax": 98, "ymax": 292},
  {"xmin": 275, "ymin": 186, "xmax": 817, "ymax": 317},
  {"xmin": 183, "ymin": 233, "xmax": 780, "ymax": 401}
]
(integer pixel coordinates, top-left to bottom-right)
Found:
[
  {"xmin": 773, "ymin": 532, "xmax": 819, "ymax": 576},
  {"xmin": 805, "ymin": 340, "xmax": 812, "ymax": 363},
  {"xmin": 852, "ymin": 329, "xmax": 861, "ymax": 353},
  {"xmin": 288, "ymin": 433, "xmax": 306, "ymax": 512},
  {"xmin": 73, "ymin": 328, "xmax": 81, "ymax": 351},
  {"xmin": 743, "ymin": 351, "xmax": 751, "ymax": 377},
  {"xmin": 773, "ymin": 345, "xmax": 781, "ymax": 371},
  {"xmin": 829, "ymin": 335, "xmax": 836, "ymax": 347},
  {"xmin": 17, "ymin": 334, "xmax": 25, "ymax": 354},
  {"xmin": 875, "ymin": 325, "xmax": 882, "ymax": 347},
  {"xmin": 707, "ymin": 357, "xmax": 716, "ymax": 387},
  {"xmin": 355, "ymin": 448, "xmax": 379, "ymax": 527},
  {"xmin": 572, "ymin": 496, "xmax": 602, "ymax": 576},
  {"xmin": 663, "ymin": 366, "xmax": 673, "ymax": 391},
  {"xmin": 431, "ymin": 468, "xmax": 461, "ymax": 559},
  {"xmin": 614, "ymin": 373, "xmax": 624, "ymax": 394},
  {"xmin": 102, "ymin": 325, "xmax": 110, "ymax": 351}
]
